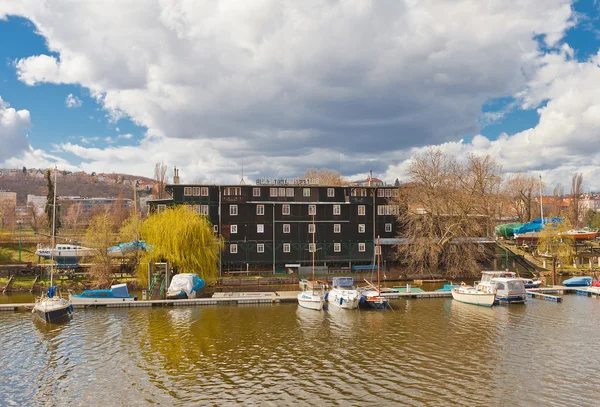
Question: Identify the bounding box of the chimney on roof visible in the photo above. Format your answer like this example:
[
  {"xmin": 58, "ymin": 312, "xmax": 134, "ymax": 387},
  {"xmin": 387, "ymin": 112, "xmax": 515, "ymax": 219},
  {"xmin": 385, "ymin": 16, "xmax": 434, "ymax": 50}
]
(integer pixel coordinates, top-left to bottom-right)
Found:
[{"xmin": 173, "ymin": 167, "xmax": 180, "ymax": 185}]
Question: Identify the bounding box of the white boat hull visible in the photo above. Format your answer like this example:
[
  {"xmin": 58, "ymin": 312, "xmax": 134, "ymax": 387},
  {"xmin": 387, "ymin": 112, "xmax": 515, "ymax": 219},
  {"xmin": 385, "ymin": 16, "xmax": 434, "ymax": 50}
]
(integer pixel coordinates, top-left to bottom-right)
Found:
[
  {"xmin": 298, "ymin": 292, "xmax": 324, "ymax": 310},
  {"xmin": 327, "ymin": 289, "xmax": 360, "ymax": 309},
  {"xmin": 33, "ymin": 297, "xmax": 72, "ymax": 322},
  {"xmin": 69, "ymin": 295, "xmax": 136, "ymax": 305},
  {"xmin": 451, "ymin": 288, "xmax": 495, "ymax": 307}
]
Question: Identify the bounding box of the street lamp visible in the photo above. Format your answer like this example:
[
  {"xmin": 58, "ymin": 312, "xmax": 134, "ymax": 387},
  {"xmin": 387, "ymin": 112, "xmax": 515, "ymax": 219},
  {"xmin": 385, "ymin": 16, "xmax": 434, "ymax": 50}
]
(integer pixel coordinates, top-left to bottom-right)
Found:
[{"xmin": 17, "ymin": 220, "xmax": 22, "ymax": 263}]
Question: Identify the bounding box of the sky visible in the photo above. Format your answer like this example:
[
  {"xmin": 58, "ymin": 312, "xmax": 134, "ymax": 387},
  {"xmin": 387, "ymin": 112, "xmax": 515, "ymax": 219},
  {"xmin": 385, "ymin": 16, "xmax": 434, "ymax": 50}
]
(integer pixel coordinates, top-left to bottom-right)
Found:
[{"xmin": 1, "ymin": 0, "xmax": 600, "ymax": 190}]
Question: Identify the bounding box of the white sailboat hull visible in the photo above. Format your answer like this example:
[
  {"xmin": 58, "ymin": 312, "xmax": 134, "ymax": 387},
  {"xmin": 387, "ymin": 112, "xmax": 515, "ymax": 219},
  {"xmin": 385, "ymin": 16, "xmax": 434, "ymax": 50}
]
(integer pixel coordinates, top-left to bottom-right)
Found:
[
  {"xmin": 327, "ymin": 289, "xmax": 360, "ymax": 309},
  {"xmin": 33, "ymin": 297, "xmax": 72, "ymax": 322},
  {"xmin": 298, "ymin": 292, "xmax": 324, "ymax": 311},
  {"xmin": 451, "ymin": 288, "xmax": 495, "ymax": 307}
]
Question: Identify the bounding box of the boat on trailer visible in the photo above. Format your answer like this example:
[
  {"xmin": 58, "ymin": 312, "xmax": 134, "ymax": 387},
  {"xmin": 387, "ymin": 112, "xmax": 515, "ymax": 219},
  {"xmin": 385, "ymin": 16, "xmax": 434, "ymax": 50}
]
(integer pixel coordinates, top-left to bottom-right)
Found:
[{"xmin": 69, "ymin": 283, "xmax": 137, "ymax": 305}]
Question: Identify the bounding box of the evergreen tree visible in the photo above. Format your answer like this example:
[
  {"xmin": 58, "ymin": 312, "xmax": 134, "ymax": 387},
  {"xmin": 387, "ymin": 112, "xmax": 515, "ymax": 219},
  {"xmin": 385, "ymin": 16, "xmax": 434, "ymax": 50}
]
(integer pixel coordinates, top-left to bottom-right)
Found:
[{"xmin": 44, "ymin": 170, "xmax": 62, "ymax": 234}]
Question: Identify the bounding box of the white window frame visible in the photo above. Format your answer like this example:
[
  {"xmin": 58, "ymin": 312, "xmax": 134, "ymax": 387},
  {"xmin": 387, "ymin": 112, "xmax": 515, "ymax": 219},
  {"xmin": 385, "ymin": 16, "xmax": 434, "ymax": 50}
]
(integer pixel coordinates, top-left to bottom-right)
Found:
[
  {"xmin": 377, "ymin": 189, "xmax": 385, "ymax": 197},
  {"xmin": 193, "ymin": 187, "xmax": 200, "ymax": 196},
  {"xmin": 358, "ymin": 224, "xmax": 365, "ymax": 233},
  {"xmin": 375, "ymin": 245, "xmax": 381, "ymax": 255},
  {"xmin": 327, "ymin": 188, "xmax": 335, "ymax": 197},
  {"xmin": 257, "ymin": 224, "xmax": 264, "ymax": 233},
  {"xmin": 257, "ymin": 243, "xmax": 264, "ymax": 253},
  {"xmin": 230, "ymin": 205, "xmax": 238, "ymax": 216},
  {"xmin": 358, "ymin": 243, "xmax": 366, "ymax": 252},
  {"xmin": 257, "ymin": 204, "xmax": 265, "ymax": 215},
  {"xmin": 184, "ymin": 187, "xmax": 192, "ymax": 196},
  {"xmin": 201, "ymin": 187, "xmax": 209, "ymax": 196},
  {"xmin": 358, "ymin": 205, "xmax": 366, "ymax": 216},
  {"xmin": 308, "ymin": 205, "xmax": 316, "ymax": 215},
  {"xmin": 333, "ymin": 204, "xmax": 341, "ymax": 215},
  {"xmin": 309, "ymin": 243, "xmax": 316, "ymax": 253},
  {"xmin": 192, "ymin": 204, "xmax": 200, "ymax": 214},
  {"xmin": 283, "ymin": 224, "xmax": 291, "ymax": 234},
  {"xmin": 283, "ymin": 243, "xmax": 291, "ymax": 253},
  {"xmin": 385, "ymin": 223, "xmax": 392, "ymax": 232},
  {"xmin": 303, "ymin": 188, "xmax": 310, "ymax": 197},
  {"xmin": 334, "ymin": 243, "xmax": 341, "ymax": 252},
  {"xmin": 377, "ymin": 206, "xmax": 385, "ymax": 216},
  {"xmin": 286, "ymin": 188, "xmax": 294, "ymax": 197},
  {"xmin": 231, "ymin": 225, "xmax": 238, "ymax": 234},
  {"xmin": 278, "ymin": 188, "xmax": 285, "ymax": 197},
  {"xmin": 308, "ymin": 224, "xmax": 315, "ymax": 234},
  {"xmin": 230, "ymin": 244, "xmax": 238, "ymax": 254},
  {"xmin": 385, "ymin": 189, "xmax": 392, "ymax": 198},
  {"xmin": 270, "ymin": 188, "xmax": 278, "ymax": 197},
  {"xmin": 253, "ymin": 187, "xmax": 261, "ymax": 197},
  {"xmin": 213, "ymin": 225, "xmax": 218, "ymax": 233},
  {"xmin": 282, "ymin": 204, "xmax": 290, "ymax": 215},
  {"xmin": 201, "ymin": 205, "xmax": 209, "ymax": 215},
  {"xmin": 334, "ymin": 224, "xmax": 341, "ymax": 233}
]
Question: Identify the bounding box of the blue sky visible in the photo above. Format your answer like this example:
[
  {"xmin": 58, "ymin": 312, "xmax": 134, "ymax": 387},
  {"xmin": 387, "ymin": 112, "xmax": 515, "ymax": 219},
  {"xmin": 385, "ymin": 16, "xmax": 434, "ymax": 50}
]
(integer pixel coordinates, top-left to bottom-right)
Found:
[{"xmin": 2, "ymin": 0, "xmax": 600, "ymax": 189}]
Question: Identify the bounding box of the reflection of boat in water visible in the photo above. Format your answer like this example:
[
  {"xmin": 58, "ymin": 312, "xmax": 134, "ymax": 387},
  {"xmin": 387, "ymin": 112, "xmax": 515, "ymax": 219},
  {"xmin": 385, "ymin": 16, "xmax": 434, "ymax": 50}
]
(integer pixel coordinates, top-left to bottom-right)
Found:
[
  {"xmin": 451, "ymin": 284, "xmax": 495, "ymax": 307},
  {"xmin": 69, "ymin": 283, "xmax": 137, "ymax": 305},
  {"xmin": 326, "ymin": 277, "xmax": 360, "ymax": 310},
  {"xmin": 166, "ymin": 274, "xmax": 206, "ymax": 299}
]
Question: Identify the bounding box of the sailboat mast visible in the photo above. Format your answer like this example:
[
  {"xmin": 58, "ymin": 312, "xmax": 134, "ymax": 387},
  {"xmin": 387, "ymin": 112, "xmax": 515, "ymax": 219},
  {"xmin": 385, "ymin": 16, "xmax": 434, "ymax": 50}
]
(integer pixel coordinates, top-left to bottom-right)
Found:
[
  {"xmin": 539, "ymin": 175, "xmax": 544, "ymax": 225},
  {"xmin": 51, "ymin": 166, "xmax": 57, "ymax": 287},
  {"xmin": 311, "ymin": 214, "xmax": 315, "ymax": 293},
  {"xmin": 377, "ymin": 235, "xmax": 381, "ymax": 294}
]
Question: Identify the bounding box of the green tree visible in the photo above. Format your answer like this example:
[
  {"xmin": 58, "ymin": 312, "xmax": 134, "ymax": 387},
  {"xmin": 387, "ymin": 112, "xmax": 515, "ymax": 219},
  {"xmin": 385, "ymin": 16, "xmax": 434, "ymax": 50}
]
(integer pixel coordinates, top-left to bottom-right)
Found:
[
  {"xmin": 84, "ymin": 212, "xmax": 118, "ymax": 287},
  {"xmin": 44, "ymin": 170, "xmax": 62, "ymax": 234},
  {"xmin": 139, "ymin": 206, "xmax": 222, "ymax": 284},
  {"xmin": 537, "ymin": 220, "xmax": 575, "ymax": 286}
]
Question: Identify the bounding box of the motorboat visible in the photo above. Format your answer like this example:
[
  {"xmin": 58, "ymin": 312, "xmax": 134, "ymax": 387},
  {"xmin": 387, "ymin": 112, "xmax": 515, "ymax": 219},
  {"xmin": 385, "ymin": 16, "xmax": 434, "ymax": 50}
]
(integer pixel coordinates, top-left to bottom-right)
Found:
[
  {"xmin": 35, "ymin": 243, "xmax": 95, "ymax": 261},
  {"xmin": 519, "ymin": 278, "xmax": 543, "ymax": 289},
  {"xmin": 326, "ymin": 277, "xmax": 360, "ymax": 310},
  {"xmin": 475, "ymin": 271, "xmax": 527, "ymax": 304},
  {"xmin": 69, "ymin": 283, "xmax": 137, "ymax": 305},
  {"xmin": 562, "ymin": 276, "xmax": 593, "ymax": 287},
  {"xmin": 451, "ymin": 284, "xmax": 495, "ymax": 307},
  {"xmin": 33, "ymin": 286, "xmax": 73, "ymax": 323},
  {"xmin": 166, "ymin": 273, "xmax": 206, "ymax": 299}
]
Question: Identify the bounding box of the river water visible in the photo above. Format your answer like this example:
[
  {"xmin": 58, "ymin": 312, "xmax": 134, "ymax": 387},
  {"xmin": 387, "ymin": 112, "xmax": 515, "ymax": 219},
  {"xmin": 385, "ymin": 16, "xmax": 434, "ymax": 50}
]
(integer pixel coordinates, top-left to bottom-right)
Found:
[{"xmin": 1, "ymin": 293, "xmax": 600, "ymax": 406}]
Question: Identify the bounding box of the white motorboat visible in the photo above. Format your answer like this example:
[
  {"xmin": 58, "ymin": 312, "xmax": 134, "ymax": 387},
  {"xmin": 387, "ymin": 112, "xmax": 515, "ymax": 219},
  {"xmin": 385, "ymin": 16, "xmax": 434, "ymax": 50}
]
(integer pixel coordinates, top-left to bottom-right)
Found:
[
  {"xmin": 327, "ymin": 277, "xmax": 360, "ymax": 309},
  {"xmin": 35, "ymin": 243, "xmax": 95, "ymax": 260},
  {"xmin": 69, "ymin": 283, "xmax": 137, "ymax": 305},
  {"xmin": 297, "ymin": 215, "xmax": 325, "ymax": 311},
  {"xmin": 476, "ymin": 271, "xmax": 527, "ymax": 304},
  {"xmin": 451, "ymin": 284, "xmax": 495, "ymax": 307}
]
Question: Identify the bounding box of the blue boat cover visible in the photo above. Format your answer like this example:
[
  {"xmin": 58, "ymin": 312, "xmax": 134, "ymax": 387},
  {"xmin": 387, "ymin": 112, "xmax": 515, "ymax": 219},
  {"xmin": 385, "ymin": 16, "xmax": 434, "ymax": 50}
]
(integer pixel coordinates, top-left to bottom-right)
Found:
[
  {"xmin": 513, "ymin": 218, "xmax": 563, "ymax": 234},
  {"xmin": 46, "ymin": 286, "xmax": 57, "ymax": 298}
]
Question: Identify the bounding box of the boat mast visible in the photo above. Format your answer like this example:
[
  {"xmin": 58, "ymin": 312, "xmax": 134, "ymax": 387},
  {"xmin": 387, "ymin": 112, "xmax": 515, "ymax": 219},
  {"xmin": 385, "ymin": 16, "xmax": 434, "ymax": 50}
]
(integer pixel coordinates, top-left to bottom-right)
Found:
[
  {"xmin": 50, "ymin": 166, "xmax": 57, "ymax": 287},
  {"xmin": 311, "ymin": 213, "xmax": 315, "ymax": 294},
  {"xmin": 539, "ymin": 175, "xmax": 544, "ymax": 226},
  {"xmin": 377, "ymin": 235, "xmax": 381, "ymax": 295}
]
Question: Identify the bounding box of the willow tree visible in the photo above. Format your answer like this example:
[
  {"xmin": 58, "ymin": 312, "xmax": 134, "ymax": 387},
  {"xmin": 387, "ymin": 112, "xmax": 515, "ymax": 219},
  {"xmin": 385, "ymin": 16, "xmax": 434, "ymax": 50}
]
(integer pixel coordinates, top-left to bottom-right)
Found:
[
  {"xmin": 537, "ymin": 220, "xmax": 575, "ymax": 286},
  {"xmin": 394, "ymin": 149, "xmax": 503, "ymax": 278},
  {"xmin": 84, "ymin": 212, "xmax": 118, "ymax": 287},
  {"xmin": 139, "ymin": 205, "xmax": 222, "ymax": 284}
]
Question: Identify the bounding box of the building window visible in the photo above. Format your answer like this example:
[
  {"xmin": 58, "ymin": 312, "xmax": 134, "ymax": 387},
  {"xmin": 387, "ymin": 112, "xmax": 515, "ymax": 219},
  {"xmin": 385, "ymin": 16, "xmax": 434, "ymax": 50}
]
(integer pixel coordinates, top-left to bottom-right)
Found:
[
  {"xmin": 286, "ymin": 188, "xmax": 294, "ymax": 197},
  {"xmin": 308, "ymin": 224, "xmax": 315, "ymax": 234},
  {"xmin": 157, "ymin": 204, "xmax": 166, "ymax": 213},
  {"xmin": 283, "ymin": 224, "xmax": 290, "ymax": 234},
  {"xmin": 257, "ymin": 243, "xmax": 264, "ymax": 253},
  {"xmin": 193, "ymin": 187, "xmax": 200, "ymax": 196},
  {"xmin": 351, "ymin": 188, "xmax": 367, "ymax": 197},
  {"xmin": 327, "ymin": 188, "xmax": 335, "ymax": 197},
  {"xmin": 333, "ymin": 205, "xmax": 341, "ymax": 215},
  {"xmin": 283, "ymin": 243, "xmax": 291, "ymax": 253},
  {"xmin": 192, "ymin": 205, "xmax": 200, "ymax": 214},
  {"xmin": 257, "ymin": 204, "xmax": 265, "ymax": 215},
  {"xmin": 201, "ymin": 205, "xmax": 209, "ymax": 215},
  {"xmin": 270, "ymin": 188, "xmax": 278, "ymax": 197},
  {"xmin": 308, "ymin": 205, "xmax": 316, "ymax": 215},
  {"xmin": 303, "ymin": 188, "xmax": 310, "ymax": 197},
  {"xmin": 358, "ymin": 224, "xmax": 365, "ymax": 233},
  {"xmin": 385, "ymin": 223, "xmax": 392, "ymax": 232},
  {"xmin": 358, "ymin": 205, "xmax": 365, "ymax": 216},
  {"xmin": 309, "ymin": 243, "xmax": 316, "ymax": 253},
  {"xmin": 223, "ymin": 187, "xmax": 242, "ymax": 196},
  {"xmin": 253, "ymin": 187, "xmax": 261, "ymax": 197},
  {"xmin": 213, "ymin": 225, "xmax": 218, "ymax": 233},
  {"xmin": 257, "ymin": 224, "xmax": 264, "ymax": 233},
  {"xmin": 377, "ymin": 206, "xmax": 384, "ymax": 216},
  {"xmin": 184, "ymin": 187, "xmax": 192, "ymax": 196},
  {"xmin": 201, "ymin": 187, "xmax": 209, "ymax": 196},
  {"xmin": 278, "ymin": 188, "xmax": 285, "ymax": 197},
  {"xmin": 334, "ymin": 243, "xmax": 341, "ymax": 252},
  {"xmin": 358, "ymin": 243, "xmax": 366, "ymax": 252},
  {"xmin": 282, "ymin": 204, "xmax": 290, "ymax": 215},
  {"xmin": 385, "ymin": 189, "xmax": 392, "ymax": 198},
  {"xmin": 377, "ymin": 189, "xmax": 385, "ymax": 197},
  {"xmin": 375, "ymin": 245, "xmax": 381, "ymax": 255},
  {"xmin": 334, "ymin": 224, "xmax": 341, "ymax": 233},
  {"xmin": 230, "ymin": 205, "xmax": 238, "ymax": 215},
  {"xmin": 230, "ymin": 244, "xmax": 238, "ymax": 254},
  {"xmin": 231, "ymin": 225, "xmax": 238, "ymax": 234}
]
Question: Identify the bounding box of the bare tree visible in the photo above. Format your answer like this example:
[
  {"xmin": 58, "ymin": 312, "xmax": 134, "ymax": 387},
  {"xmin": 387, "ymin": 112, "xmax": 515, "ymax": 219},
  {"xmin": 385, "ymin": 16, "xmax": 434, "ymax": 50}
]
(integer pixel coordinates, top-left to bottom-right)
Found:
[
  {"xmin": 303, "ymin": 168, "xmax": 347, "ymax": 186},
  {"xmin": 153, "ymin": 161, "xmax": 169, "ymax": 199},
  {"xmin": 393, "ymin": 149, "xmax": 502, "ymax": 278},
  {"xmin": 550, "ymin": 183, "xmax": 565, "ymax": 217},
  {"xmin": 569, "ymin": 173, "xmax": 584, "ymax": 227},
  {"xmin": 63, "ymin": 203, "xmax": 84, "ymax": 233},
  {"xmin": 503, "ymin": 173, "xmax": 538, "ymax": 222}
]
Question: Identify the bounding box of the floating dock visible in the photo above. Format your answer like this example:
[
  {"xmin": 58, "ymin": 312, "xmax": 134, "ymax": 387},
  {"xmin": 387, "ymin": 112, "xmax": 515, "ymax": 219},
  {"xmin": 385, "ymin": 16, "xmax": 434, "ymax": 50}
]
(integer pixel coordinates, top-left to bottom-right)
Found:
[{"xmin": 526, "ymin": 289, "xmax": 562, "ymax": 302}]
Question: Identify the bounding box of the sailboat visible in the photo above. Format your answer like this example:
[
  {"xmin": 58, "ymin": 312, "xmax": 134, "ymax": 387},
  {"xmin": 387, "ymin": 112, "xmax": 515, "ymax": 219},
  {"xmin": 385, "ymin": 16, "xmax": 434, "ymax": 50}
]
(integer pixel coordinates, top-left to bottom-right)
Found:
[
  {"xmin": 297, "ymin": 215, "xmax": 325, "ymax": 310},
  {"xmin": 33, "ymin": 167, "xmax": 73, "ymax": 323},
  {"xmin": 359, "ymin": 236, "xmax": 389, "ymax": 309}
]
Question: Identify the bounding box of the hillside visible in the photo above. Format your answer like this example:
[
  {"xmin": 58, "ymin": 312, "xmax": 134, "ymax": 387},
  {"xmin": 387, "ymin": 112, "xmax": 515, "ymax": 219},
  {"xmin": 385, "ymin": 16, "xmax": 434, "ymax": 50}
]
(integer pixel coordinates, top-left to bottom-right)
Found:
[{"xmin": 0, "ymin": 173, "xmax": 155, "ymax": 204}]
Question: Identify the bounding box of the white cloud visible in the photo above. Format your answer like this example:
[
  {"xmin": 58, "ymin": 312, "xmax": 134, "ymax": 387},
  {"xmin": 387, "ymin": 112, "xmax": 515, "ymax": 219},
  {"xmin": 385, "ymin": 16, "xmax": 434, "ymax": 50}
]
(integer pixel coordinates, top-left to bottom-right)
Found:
[
  {"xmin": 0, "ymin": 95, "xmax": 31, "ymax": 163},
  {"xmin": 117, "ymin": 133, "xmax": 133, "ymax": 139},
  {"xmin": 65, "ymin": 93, "xmax": 82, "ymax": 108}
]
